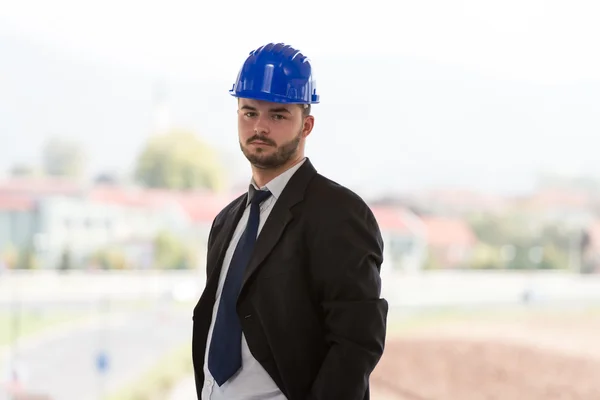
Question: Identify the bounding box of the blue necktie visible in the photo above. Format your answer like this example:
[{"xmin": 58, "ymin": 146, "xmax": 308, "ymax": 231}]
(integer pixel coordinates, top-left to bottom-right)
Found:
[{"xmin": 208, "ymin": 188, "xmax": 272, "ymax": 386}]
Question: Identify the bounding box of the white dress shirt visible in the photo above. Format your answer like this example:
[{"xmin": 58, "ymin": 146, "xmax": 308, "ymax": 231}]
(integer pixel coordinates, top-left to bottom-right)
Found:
[{"xmin": 202, "ymin": 158, "xmax": 306, "ymax": 400}]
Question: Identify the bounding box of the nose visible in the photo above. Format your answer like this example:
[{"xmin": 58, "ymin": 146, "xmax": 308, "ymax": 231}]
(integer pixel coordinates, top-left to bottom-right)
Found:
[{"xmin": 253, "ymin": 114, "xmax": 270, "ymax": 135}]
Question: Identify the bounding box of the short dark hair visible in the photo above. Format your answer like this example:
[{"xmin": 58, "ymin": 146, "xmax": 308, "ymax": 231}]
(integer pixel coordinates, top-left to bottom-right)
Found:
[{"xmin": 301, "ymin": 104, "xmax": 311, "ymax": 117}]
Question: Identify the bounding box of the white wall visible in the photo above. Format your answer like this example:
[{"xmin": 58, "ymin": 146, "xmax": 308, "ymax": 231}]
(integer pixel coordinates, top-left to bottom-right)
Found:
[
  {"xmin": 2, "ymin": 270, "xmax": 599, "ymax": 308},
  {"xmin": 35, "ymin": 196, "xmax": 192, "ymax": 269}
]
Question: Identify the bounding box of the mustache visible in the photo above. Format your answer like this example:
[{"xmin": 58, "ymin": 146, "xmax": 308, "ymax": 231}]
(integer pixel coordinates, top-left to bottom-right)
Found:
[{"xmin": 247, "ymin": 135, "xmax": 276, "ymax": 146}]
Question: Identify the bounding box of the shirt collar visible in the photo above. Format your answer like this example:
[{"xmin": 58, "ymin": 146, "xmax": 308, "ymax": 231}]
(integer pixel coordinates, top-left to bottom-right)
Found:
[{"xmin": 246, "ymin": 158, "xmax": 306, "ymax": 206}]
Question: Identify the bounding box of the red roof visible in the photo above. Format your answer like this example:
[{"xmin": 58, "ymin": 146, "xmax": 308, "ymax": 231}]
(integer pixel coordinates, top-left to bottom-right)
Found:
[
  {"xmin": 175, "ymin": 193, "xmax": 233, "ymax": 223},
  {"xmin": 421, "ymin": 216, "xmax": 477, "ymax": 247},
  {"xmin": 89, "ymin": 186, "xmax": 233, "ymax": 223},
  {"xmin": 89, "ymin": 186, "xmax": 166, "ymax": 208},
  {"xmin": 525, "ymin": 189, "xmax": 591, "ymax": 209},
  {"xmin": 0, "ymin": 179, "xmax": 233, "ymax": 223},
  {"xmin": 0, "ymin": 177, "xmax": 81, "ymax": 196},
  {"xmin": 371, "ymin": 206, "xmax": 411, "ymax": 233},
  {"xmin": 0, "ymin": 195, "xmax": 35, "ymax": 211}
]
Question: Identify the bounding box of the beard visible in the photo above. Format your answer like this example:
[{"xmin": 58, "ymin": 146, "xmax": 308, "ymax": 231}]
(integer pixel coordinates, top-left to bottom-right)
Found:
[{"xmin": 240, "ymin": 130, "xmax": 302, "ymax": 169}]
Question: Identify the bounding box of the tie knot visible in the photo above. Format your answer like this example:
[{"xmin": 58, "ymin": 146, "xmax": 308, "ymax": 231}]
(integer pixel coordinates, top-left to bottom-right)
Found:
[{"xmin": 250, "ymin": 188, "xmax": 272, "ymax": 206}]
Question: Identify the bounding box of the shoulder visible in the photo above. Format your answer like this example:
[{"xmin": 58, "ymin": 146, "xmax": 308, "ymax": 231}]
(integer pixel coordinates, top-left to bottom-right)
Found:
[
  {"xmin": 305, "ymin": 173, "xmax": 378, "ymax": 226},
  {"xmin": 303, "ymin": 173, "xmax": 384, "ymax": 255}
]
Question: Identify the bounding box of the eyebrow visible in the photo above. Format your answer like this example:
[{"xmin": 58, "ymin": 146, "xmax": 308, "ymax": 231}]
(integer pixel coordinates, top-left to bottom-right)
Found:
[
  {"xmin": 240, "ymin": 105, "xmax": 292, "ymax": 114},
  {"xmin": 269, "ymin": 107, "xmax": 292, "ymax": 114}
]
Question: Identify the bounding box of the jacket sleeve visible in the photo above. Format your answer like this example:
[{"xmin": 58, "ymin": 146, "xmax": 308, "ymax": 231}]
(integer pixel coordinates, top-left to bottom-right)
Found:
[
  {"xmin": 205, "ymin": 217, "xmax": 218, "ymax": 279},
  {"xmin": 306, "ymin": 201, "xmax": 388, "ymax": 400}
]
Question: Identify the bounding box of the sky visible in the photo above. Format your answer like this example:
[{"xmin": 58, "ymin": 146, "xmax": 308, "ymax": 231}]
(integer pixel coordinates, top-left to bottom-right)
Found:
[
  {"xmin": 2, "ymin": 0, "xmax": 599, "ymax": 84},
  {"xmin": 0, "ymin": 0, "xmax": 599, "ymax": 196}
]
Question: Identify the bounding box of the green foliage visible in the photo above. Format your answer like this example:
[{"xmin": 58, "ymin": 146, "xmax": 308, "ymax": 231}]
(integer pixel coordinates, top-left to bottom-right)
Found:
[
  {"xmin": 0, "ymin": 310, "xmax": 87, "ymax": 347},
  {"xmin": 91, "ymin": 248, "xmax": 129, "ymax": 270},
  {"xmin": 1, "ymin": 244, "xmax": 19, "ymax": 269},
  {"xmin": 153, "ymin": 231, "xmax": 197, "ymax": 270},
  {"xmin": 467, "ymin": 212, "xmax": 571, "ymax": 270},
  {"xmin": 134, "ymin": 130, "xmax": 225, "ymax": 191},
  {"xmin": 87, "ymin": 233, "xmax": 197, "ymax": 270},
  {"xmin": 17, "ymin": 245, "xmax": 38, "ymax": 270},
  {"xmin": 423, "ymin": 250, "xmax": 442, "ymax": 270},
  {"xmin": 539, "ymin": 244, "xmax": 569, "ymax": 270},
  {"xmin": 468, "ymin": 242, "xmax": 502, "ymax": 269},
  {"xmin": 105, "ymin": 343, "xmax": 192, "ymax": 400},
  {"xmin": 469, "ymin": 213, "xmax": 532, "ymax": 247},
  {"xmin": 57, "ymin": 248, "xmax": 73, "ymax": 271}
]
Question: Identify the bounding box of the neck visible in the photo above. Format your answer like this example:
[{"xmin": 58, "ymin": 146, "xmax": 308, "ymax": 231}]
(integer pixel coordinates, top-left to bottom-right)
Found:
[{"xmin": 251, "ymin": 155, "xmax": 304, "ymax": 188}]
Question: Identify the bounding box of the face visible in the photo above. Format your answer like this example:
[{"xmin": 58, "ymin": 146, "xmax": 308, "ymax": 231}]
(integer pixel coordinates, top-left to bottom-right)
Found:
[{"xmin": 237, "ymin": 98, "xmax": 314, "ymax": 170}]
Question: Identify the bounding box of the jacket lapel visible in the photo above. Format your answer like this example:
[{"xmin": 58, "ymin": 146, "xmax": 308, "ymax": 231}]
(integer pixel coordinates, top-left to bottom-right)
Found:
[
  {"xmin": 206, "ymin": 193, "xmax": 247, "ymax": 282},
  {"xmin": 241, "ymin": 159, "xmax": 317, "ymax": 291}
]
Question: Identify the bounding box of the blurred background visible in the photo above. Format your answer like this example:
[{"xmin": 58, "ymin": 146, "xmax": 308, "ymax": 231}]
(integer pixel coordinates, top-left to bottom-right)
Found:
[{"xmin": 1, "ymin": 0, "xmax": 599, "ymax": 399}]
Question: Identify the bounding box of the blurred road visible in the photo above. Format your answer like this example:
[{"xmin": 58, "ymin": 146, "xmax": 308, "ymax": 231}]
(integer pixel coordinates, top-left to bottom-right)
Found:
[{"xmin": 4, "ymin": 303, "xmax": 192, "ymax": 400}]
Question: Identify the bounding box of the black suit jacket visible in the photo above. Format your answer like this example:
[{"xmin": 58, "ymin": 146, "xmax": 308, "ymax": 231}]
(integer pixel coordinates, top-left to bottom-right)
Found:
[{"xmin": 192, "ymin": 159, "xmax": 388, "ymax": 400}]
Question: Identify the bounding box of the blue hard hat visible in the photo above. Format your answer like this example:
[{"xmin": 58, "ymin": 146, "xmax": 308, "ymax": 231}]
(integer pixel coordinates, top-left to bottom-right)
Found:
[{"xmin": 230, "ymin": 43, "xmax": 320, "ymax": 104}]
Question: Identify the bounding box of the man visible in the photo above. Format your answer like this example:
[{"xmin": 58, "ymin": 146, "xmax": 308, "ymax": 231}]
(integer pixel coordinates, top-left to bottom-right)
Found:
[{"xmin": 192, "ymin": 42, "xmax": 388, "ymax": 400}]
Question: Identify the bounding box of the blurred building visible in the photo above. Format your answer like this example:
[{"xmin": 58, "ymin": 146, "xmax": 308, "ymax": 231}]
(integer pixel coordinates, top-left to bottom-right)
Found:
[
  {"xmin": 421, "ymin": 216, "xmax": 478, "ymax": 269},
  {"xmin": 0, "ymin": 178, "xmax": 230, "ymax": 270},
  {"xmin": 372, "ymin": 206, "xmax": 426, "ymax": 274},
  {"xmin": 372, "ymin": 206, "xmax": 479, "ymax": 272}
]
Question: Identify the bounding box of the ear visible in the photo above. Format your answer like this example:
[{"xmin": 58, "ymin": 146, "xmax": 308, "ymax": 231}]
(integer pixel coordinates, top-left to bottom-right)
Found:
[{"xmin": 302, "ymin": 115, "xmax": 315, "ymax": 138}]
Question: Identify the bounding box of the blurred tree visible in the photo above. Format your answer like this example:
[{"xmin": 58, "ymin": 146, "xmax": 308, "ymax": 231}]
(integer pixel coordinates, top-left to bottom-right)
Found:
[
  {"xmin": 90, "ymin": 249, "xmax": 108, "ymax": 270},
  {"xmin": 541, "ymin": 225, "xmax": 572, "ymax": 251},
  {"xmin": 94, "ymin": 171, "xmax": 120, "ymax": 185},
  {"xmin": 539, "ymin": 244, "xmax": 568, "ymax": 270},
  {"xmin": 9, "ymin": 164, "xmax": 38, "ymax": 178},
  {"xmin": 423, "ymin": 249, "xmax": 442, "ymax": 270},
  {"xmin": 468, "ymin": 242, "xmax": 502, "ymax": 269},
  {"xmin": 468, "ymin": 213, "xmax": 531, "ymax": 248},
  {"xmin": 134, "ymin": 130, "xmax": 225, "ymax": 191},
  {"xmin": 57, "ymin": 247, "xmax": 73, "ymax": 272},
  {"xmin": 467, "ymin": 212, "xmax": 571, "ymax": 270},
  {"xmin": 91, "ymin": 248, "xmax": 129, "ymax": 270},
  {"xmin": 17, "ymin": 245, "xmax": 38, "ymax": 270},
  {"xmin": 153, "ymin": 231, "xmax": 196, "ymax": 269},
  {"xmin": 106, "ymin": 249, "xmax": 128, "ymax": 270},
  {"xmin": 42, "ymin": 137, "xmax": 86, "ymax": 178},
  {"xmin": 2, "ymin": 244, "xmax": 19, "ymax": 269}
]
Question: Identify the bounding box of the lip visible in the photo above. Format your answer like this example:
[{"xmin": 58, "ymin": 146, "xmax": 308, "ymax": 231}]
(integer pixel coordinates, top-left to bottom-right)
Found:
[{"xmin": 250, "ymin": 141, "xmax": 271, "ymax": 146}]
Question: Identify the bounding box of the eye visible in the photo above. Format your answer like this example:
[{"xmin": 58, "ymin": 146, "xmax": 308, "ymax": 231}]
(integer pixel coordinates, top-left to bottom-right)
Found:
[
  {"xmin": 244, "ymin": 111, "xmax": 257, "ymax": 118},
  {"xmin": 272, "ymin": 114, "xmax": 285, "ymax": 120}
]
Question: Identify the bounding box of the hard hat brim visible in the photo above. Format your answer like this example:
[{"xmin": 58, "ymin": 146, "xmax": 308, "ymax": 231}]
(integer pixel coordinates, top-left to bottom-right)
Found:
[{"xmin": 230, "ymin": 89, "xmax": 319, "ymax": 105}]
